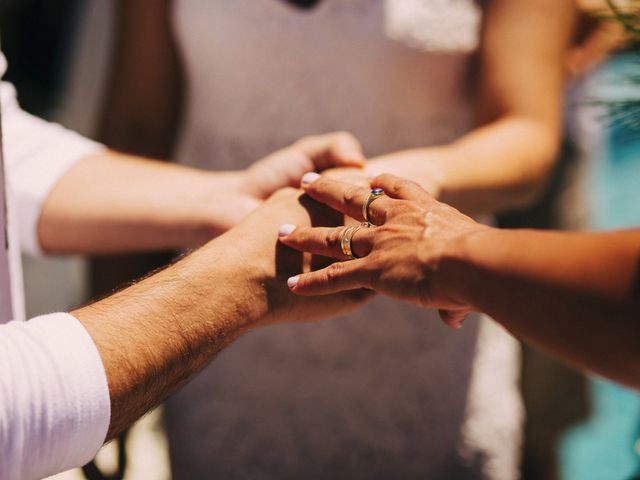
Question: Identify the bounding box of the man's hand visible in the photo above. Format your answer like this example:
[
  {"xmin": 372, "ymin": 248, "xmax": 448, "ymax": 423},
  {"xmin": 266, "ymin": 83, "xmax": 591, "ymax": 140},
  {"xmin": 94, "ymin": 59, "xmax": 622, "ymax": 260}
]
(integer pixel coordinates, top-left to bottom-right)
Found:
[
  {"xmin": 217, "ymin": 185, "xmax": 373, "ymax": 327},
  {"xmin": 75, "ymin": 181, "xmax": 372, "ymax": 439}
]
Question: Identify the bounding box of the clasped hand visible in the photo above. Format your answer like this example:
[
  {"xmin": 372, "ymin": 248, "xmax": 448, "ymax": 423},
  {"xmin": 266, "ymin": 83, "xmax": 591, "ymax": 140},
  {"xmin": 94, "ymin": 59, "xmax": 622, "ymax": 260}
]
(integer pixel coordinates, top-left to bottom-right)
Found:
[{"xmin": 278, "ymin": 173, "xmax": 487, "ymax": 328}]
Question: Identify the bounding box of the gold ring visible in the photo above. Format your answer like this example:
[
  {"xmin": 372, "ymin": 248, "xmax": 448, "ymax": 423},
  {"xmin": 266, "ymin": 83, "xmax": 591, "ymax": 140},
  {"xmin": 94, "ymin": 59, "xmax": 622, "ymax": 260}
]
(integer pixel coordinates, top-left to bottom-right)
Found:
[
  {"xmin": 340, "ymin": 223, "xmax": 373, "ymax": 259},
  {"xmin": 362, "ymin": 188, "xmax": 385, "ymax": 225}
]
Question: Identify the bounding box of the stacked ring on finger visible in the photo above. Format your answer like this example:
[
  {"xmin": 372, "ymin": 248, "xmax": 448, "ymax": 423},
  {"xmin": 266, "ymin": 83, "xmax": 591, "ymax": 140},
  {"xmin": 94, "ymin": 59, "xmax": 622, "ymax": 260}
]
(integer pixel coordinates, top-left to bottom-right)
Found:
[
  {"xmin": 340, "ymin": 222, "xmax": 373, "ymax": 259},
  {"xmin": 362, "ymin": 188, "xmax": 385, "ymax": 225}
]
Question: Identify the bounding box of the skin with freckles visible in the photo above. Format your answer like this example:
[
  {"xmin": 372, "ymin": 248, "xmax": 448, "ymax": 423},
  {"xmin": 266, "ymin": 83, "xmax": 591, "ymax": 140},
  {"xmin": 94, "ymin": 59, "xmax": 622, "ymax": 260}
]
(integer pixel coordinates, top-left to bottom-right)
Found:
[{"xmin": 280, "ymin": 174, "xmax": 640, "ymax": 389}]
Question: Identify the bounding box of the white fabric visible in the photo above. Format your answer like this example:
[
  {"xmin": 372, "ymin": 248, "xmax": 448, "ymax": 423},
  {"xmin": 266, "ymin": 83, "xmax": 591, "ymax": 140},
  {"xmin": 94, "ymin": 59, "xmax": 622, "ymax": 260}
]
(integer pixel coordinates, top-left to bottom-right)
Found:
[
  {"xmin": 0, "ymin": 52, "xmax": 110, "ymax": 479},
  {"xmin": 0, "ymin": 313, "xmax": 110, "ymax": 480},
  {"xmin": 168, "ymin": 2, "xmax": 522, "ymax": 479},
  {"xmin": 0, "ymin": 54, "xmax": 106, "ymax": 258}
]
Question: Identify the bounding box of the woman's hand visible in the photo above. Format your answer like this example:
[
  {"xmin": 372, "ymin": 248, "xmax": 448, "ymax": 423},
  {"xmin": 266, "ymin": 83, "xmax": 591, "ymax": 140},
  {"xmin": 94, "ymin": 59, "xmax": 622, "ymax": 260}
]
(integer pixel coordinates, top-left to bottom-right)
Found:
[{"xmin": 278, "ymin": 174, "xmax": 487, "ymax": 328}]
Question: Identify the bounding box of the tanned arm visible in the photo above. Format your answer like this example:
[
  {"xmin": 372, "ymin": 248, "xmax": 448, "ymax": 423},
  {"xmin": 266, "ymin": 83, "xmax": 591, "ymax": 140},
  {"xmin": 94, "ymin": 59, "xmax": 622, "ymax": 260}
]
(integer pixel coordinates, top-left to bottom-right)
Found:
[
  {"xmin": 73, "ymin": 188, "xmax": 370, "ymax": 439},
  {"xmin": 363, "ymin": 0, "xmax": 577, "ymax": 214},
  {"xmin": 454, "ymin": 228, "xmax": 640, "ymax": 388}
]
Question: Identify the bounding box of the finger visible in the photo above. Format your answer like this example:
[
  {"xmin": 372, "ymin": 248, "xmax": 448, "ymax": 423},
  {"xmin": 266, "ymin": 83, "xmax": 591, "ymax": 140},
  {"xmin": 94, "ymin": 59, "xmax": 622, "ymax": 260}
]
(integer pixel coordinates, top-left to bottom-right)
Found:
[
  {"xmin": 323, "ymin": 167, "xmax": 371, "ymax": 187},
  {"xmin": 297, "ymin": 131, "xmax": 365, "ymax": 169},
  {"xmin": 300, "ymin": 174, "xmax": 393, "ymax": 225},
  {"xmin": 279, "ymin": 224, "xmax": 375, "ymax": 260},
  {"xmin": 438, "ymin": 309, "xmax": 471, "ymax": 330},
  {"xmin": 287, "ymin": 258, "xmax": 374, "ymax": 296},
  {"xmin": 371, "ymin": 174, "xmax": 435, "ymax": 205}
]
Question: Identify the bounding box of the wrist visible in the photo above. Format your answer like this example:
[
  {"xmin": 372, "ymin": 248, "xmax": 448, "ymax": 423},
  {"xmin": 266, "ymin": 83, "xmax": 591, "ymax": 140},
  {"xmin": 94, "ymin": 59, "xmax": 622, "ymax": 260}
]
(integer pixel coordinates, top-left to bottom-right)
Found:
[
  {"xmin": 199, "ymin": 220, "xmax": 280, "ymax": 329},
  {"xmin": 429, "ymin": 225, "xmax": 499, "ymax": 311},
  {"xmin": 199, "ymin": 171, "xmax": 260, "ymax": 238}
]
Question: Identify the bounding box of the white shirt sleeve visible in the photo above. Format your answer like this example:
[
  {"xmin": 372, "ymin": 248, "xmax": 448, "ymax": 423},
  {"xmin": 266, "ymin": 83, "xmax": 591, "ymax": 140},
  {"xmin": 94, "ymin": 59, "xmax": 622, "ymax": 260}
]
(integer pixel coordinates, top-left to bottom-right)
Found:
[
  {"xmin": 0, "ymin": 312, "xmax": 110, "ymax": 480},
  {"xmin": 0, "ymin": 53, "xmax": 106, "ymax": 256}
]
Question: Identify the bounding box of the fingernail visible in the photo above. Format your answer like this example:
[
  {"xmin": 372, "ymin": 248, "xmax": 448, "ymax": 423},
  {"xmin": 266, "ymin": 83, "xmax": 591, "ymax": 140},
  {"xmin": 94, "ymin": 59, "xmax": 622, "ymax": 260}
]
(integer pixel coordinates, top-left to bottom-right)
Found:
[
  {"xmin": 301, "ymin": 172, "xmax": 321, "ymax": 185},
  {"xmin": 287, "ymin": 276, "xmax": 300, "ymax": 289},
  {"xmin": 278, "ymin": 224, "xmax": 296, "ymax": 237}
]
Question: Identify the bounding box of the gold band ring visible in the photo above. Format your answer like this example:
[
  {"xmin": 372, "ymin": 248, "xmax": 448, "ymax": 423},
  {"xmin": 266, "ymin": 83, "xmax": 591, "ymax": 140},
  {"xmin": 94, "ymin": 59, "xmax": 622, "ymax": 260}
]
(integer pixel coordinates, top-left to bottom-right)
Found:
[
  {"xmin": 362, "ymin": 188, "xmax": 385, "ymax": 225},
  {"xmin": 340, "ymin": 223, "xmax": 373, "ymax": 259}
]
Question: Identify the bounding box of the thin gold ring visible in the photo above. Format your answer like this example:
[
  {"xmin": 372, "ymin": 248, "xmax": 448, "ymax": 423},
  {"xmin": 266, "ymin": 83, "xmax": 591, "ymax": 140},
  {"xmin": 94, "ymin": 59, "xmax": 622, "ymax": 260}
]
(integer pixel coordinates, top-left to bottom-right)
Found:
[
  {"xmin": 340, "ymin": 223, "xmax": 373, "ymax": 259},
  {"xmin": 362, "ymin": 188, "xmax": 385, "ymax": 225}
]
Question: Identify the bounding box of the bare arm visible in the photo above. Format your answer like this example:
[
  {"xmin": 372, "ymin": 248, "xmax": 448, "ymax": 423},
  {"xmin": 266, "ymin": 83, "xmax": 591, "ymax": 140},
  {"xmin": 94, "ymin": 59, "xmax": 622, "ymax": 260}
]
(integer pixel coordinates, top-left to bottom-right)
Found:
[
  {"xmin": 279, "ymin": 175, "xmax": 640, "ymax": 389},
  {"xmin": 35, "ymin": 0, "xmax": 363, "ymax": 255},
  {"xmin": 73, "ymin": 187, "xmax": 370, "ymax": 440},
  {"xmin": 37, "ymin": 132, "xmax": 364, "ymax": 254},
  {"xmin": 360, "ymin": 0, "xmax": 576, "ymax": 214},
  {"xmin": 454, "ymin": 228, "xmax": 640, "ymax": 388}
]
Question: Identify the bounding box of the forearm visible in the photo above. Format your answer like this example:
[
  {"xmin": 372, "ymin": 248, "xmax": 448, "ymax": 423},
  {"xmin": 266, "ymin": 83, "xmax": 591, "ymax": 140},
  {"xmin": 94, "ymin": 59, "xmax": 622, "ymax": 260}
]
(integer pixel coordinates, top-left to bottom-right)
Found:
[
  {"xmin": 72, "ymin": 229, "xmax": 268, "ymax": 439},
  {"xmin": 370, "ymin": 116, "xmax": 559, "ymax": 215},
  {"xmin": 436, "ymin": 117, "xmax": 559, "ymax": 212},
  {"xmin": 365, "ymin": 0, "xmax": 573, "ymax": 216},
  {"xmin": 448, "ymin": 228, "xmax": 640, "ymax": 387},
  {"xmin": 38, "ymin": 150, "xmax": 257, "ymax": 254},
  {"xmin": 69, "ymin": 186, "xmax": 368, "ymax": 440}
]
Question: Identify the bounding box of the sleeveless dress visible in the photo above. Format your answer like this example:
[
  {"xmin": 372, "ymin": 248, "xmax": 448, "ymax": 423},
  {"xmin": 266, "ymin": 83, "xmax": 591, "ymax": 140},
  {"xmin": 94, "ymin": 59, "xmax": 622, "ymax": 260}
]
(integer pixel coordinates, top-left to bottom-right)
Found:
[{"xmin": 165, "ymin": 2, "xmax": 522, "ymax": 478}]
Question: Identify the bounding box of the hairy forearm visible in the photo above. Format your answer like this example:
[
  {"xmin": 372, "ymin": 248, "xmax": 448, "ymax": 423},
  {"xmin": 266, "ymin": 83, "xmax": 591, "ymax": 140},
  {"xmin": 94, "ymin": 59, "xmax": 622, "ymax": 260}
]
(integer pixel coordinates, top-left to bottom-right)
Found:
[
  {"xmin": 69, "ymin": 187, "xmax": 368, "ymax": 440},
  {"xmin": 448, "ymin": 228, "xmax": 640, "ymax": 387},
  {"xmin": 38, "ymin": 150, "xmax": 257, "ymax": 254},
  {"xmin": 72, "ymin": 229, "xmax": 267, "ymax": 439}
]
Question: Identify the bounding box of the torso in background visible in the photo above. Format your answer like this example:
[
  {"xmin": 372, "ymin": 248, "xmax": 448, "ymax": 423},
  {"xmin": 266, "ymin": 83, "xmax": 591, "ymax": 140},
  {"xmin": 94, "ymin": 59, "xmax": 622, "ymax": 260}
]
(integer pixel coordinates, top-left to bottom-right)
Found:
[{"xmin": 166, "ymin": 1, "xmax": 522, "ymax": 479}]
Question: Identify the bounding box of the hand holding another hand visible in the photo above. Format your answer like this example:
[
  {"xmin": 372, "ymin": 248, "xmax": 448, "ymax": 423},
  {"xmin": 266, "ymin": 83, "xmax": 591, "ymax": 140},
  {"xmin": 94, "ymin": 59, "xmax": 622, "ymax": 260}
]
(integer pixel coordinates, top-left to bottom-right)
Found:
[
  {"xmin": 203, "ymin": 131, "xmax": 365, "ymax": 234},
  {"xmin": 278, "ymin": 174, "xmax": 486, "ymax": 328},
  {"xmin": 242, "ymin": 131, "xmax": 366, "ymax": 200},
  {"xmin": 215, "ymin": 183, "xmax": 373, "ymax": 328}
]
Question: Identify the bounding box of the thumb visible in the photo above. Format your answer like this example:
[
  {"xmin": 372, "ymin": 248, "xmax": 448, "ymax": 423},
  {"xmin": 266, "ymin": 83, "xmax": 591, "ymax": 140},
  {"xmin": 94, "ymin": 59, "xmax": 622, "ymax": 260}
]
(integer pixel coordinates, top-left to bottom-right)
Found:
[{"xmin": 299, "ymin": 132, "xmax": 366, "ymax": 170}]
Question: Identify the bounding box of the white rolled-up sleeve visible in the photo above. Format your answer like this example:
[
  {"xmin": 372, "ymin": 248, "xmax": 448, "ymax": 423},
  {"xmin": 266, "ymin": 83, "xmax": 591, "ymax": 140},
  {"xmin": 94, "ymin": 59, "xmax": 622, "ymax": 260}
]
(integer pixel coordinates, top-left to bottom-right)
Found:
[
  {"xmin": 0, "ymin": 53, "xmax": 105, "ymax": 256},
  {"xmin": 0, "ymin": 312, "xmax": 110, "ymax": 480}
]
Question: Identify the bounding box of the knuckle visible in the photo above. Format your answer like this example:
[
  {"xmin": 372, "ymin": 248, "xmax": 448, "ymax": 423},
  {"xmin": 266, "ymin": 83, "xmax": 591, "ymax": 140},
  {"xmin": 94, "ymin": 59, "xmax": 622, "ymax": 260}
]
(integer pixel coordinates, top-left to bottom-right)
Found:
[
  {"xmin": 362, "ymin": 261, "xmax": 380, "ymax": 290},
  {"xmin": 342, "ymin": 185, "xmax": 362, "ymax": 205},
  {"xmin": 325, "ymin": 262, "xmax": 345, "ymax": 282},
  {"xmin": 327, "ymin": 228, "xmax": 343, "ymax": 249}
]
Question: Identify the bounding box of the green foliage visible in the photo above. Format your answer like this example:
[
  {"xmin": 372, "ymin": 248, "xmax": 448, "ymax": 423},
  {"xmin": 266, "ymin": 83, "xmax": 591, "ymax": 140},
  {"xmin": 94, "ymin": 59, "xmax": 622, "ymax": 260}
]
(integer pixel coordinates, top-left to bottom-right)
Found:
[{"xmin": 605, "ymin": 0, "xmax": 640, "ymax": 39}]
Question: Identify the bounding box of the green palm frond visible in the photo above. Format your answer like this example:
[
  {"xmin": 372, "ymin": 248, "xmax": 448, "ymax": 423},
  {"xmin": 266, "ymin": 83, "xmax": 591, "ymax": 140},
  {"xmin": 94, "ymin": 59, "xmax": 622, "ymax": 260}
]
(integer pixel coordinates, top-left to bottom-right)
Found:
[
  {"xmin": 594, "ymin": 2, "xmax": 640, "ymax": 136},
  {"xmin": 605, "ymin": 0, "xmax": 640, "ymax": 38}
]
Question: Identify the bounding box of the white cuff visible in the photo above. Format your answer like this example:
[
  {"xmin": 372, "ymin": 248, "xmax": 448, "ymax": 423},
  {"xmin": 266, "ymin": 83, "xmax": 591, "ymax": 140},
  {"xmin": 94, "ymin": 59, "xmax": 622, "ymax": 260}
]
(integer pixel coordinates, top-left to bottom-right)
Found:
[
  {"xmin": 1, "ymin": 75, "xmax": 105, "ymax": 257},
  {"xmin": 0, "ymin": 312, "xmax": 110, "ymax": 480}
]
